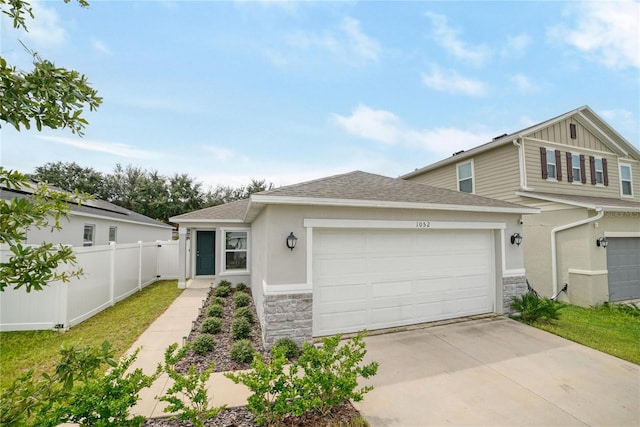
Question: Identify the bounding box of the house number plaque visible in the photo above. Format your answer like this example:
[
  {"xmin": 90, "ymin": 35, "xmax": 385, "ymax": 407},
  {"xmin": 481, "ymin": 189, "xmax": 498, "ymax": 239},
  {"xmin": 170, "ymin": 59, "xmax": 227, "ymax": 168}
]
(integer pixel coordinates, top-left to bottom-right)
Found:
[{"xmin": 416, "ymin": 221, "xmax": 431, "ymax": 228}]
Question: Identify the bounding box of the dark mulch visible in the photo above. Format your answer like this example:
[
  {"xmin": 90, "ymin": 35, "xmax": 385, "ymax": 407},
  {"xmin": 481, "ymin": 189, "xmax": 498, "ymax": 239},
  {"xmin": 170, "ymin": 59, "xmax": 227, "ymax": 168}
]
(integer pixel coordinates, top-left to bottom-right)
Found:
[
  {"xmin": 174, "ymin": 288, "xmax": 269, "ymax": 373},
  {"xmin": 144, "ymin": 401, "xmax": 362, "ymax": 426}
]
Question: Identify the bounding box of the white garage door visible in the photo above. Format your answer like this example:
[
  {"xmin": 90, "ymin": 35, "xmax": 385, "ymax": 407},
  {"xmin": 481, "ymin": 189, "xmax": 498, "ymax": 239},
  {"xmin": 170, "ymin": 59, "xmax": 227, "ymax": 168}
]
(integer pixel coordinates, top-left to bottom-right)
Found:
[{"xmin": 313, "ymin": 228, "xmax": 495, "ymax": 336}]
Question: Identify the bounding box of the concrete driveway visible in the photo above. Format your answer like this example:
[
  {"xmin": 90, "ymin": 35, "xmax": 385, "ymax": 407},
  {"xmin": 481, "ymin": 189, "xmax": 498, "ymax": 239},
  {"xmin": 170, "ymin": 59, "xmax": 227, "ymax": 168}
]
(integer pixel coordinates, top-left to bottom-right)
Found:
[{"xmin": 353, "ymin": 317, "xmax": 639, "ymax": 426}]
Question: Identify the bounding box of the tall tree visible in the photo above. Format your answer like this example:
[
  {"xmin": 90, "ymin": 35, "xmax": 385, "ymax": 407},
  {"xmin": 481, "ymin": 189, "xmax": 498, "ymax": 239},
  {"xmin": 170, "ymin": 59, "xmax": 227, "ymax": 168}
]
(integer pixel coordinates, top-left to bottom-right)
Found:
[
  {"xmin": 0, "ymin": 0, "xmax": 100, "ymax": 292},
  {"xmin": 33, "ymin": 161, "xmax": 106, "ymax": 197}
]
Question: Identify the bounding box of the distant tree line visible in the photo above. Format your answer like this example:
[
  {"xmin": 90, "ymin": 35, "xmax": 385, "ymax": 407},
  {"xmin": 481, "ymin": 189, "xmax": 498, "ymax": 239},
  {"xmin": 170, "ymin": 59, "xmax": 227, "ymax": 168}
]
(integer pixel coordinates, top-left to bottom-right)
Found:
[{"xmin": 33, "ymin": 162, "xmax": 273, "ymax": 223}]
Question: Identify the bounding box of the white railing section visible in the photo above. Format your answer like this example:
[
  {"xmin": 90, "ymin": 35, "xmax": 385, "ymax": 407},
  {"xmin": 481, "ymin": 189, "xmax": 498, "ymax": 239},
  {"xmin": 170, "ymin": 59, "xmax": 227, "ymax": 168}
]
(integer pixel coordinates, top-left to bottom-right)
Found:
[{"xmin": 0, "ymin": 240, "xmax": 178, "ymax": 332}]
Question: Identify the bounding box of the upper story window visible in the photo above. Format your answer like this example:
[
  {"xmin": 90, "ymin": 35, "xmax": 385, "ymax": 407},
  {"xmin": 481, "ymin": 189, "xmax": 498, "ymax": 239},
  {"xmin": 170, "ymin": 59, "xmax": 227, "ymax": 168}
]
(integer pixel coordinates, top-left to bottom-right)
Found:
[
  {"xmin": 571, "ymin": 154, "xmax": 581, "ymax": 182},
  {"xmin": 620, "ymin": 164, "xmax": 633, "ymax": 196},
  {"xmin": 566, "ymin": 153, "xmax": 585, "ymax": 184},
  {"xmin": 109, "ymin": 226, "xmax": 118, "ymax": 242},
  {"xmin": 589, "ymin": 156, "xmax": 608, "ymax": 186},
  {"xmin": 540, "ymin": 147, "xmax": 562, "ymax": 181},
  {"xmin": 222, "ymin": 229, "xmax": 249, "ymax": 273},
  {"xmin": 457, "ymin": 160, "xmax": 474, "ymax": 193},
  {"xmin": 83, "ymin": 224, "xmax": 95, "ymax": 247}
]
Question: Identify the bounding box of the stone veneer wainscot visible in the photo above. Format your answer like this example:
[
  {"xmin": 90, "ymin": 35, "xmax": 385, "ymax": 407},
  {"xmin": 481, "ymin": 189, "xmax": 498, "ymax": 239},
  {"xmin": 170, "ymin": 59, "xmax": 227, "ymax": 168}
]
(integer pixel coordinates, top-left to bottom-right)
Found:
[
  {"xmin": 262, "ymin": 292, "xmax": 313, "ymax": 348},
  {"xmin": 502, "ymin": 275, "xmax": 527, "ymax": 314}
]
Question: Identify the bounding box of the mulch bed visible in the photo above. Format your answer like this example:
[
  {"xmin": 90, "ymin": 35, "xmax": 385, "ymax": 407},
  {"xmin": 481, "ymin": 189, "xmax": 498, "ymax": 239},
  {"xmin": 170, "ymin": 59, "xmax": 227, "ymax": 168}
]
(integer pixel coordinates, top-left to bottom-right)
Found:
[{"xmin": 147, "ymin": 286, "xmax": 364, "ymax": 426}]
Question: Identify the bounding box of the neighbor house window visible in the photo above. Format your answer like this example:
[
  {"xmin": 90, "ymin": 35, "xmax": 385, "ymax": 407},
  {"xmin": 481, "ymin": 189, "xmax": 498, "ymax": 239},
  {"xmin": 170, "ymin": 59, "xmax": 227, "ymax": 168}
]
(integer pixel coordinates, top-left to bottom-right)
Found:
[
  {"xmin": 457, "ymin": 160, "xmax": 474, "ymax": 193},
  {"xmin": 223, "ymin": 229, "xmax": 249, "ymax": 272},
  {"xmin": 589, "ymin": 156, "xmax": 608, "ymax": 186},
  {"xmin": 620, "ymin": 164, "xmax": 633, "ymax": 196},
  {"xmin": 108, "ymin": 226, "xmax": 117, "ymax": 242},
  {"xmin": 83, "ymin": 224, "xmax": 95, "ymax": 247}
]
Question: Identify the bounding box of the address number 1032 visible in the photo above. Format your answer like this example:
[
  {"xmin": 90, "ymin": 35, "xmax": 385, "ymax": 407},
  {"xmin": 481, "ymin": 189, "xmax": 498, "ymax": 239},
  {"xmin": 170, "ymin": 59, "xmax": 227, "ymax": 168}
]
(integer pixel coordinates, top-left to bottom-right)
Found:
[{"xmin": 416, "ymin": 221, "xmax": 431, "ymax": 228}]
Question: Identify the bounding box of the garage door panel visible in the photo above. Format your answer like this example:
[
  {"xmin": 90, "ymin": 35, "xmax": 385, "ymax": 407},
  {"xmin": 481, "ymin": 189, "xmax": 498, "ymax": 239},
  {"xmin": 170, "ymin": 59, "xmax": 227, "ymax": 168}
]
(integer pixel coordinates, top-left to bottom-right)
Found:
[
  {"xmin": 607, "ymin": 237, "xmax": 640, "ymax": 302},
  {"xmin": 313, "ymin": 229, "xmax": 495, "ymax": 336}
]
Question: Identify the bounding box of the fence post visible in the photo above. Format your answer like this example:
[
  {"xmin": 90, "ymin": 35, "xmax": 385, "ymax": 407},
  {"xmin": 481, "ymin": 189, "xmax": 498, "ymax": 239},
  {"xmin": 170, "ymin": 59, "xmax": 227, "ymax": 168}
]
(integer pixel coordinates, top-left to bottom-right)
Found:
[
  {"xmin": 109, "ymin": 242, "xmax": 116, "ymax": 306},
  {"xmin": 138, "ymin": 241, "xmax": 143, "ymax": 291}
]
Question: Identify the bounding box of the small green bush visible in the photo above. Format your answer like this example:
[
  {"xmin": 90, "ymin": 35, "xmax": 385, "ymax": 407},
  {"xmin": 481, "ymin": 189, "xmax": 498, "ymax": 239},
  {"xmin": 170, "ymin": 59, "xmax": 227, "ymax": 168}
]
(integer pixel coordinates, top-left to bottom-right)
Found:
[
  {"xmin": 214, "ymin": 284, "xmax": 231, "ymax": 298},
  {"xmin": 233, "ymin": 291, "xmax": 251, "ymax": 308},
  {"xmin": 235, "ymin": 283, "xmax": 248, "ymax": 293},
  {"xmin": 231, "ymin": 317, "xmax": 252, "ymax": 340},
  {"xmin": 212, "ymin": 296, "xmax": 226, "ymax": 306},
  {"xmin": 230, "ymin": 339, "xmax": 255, "ymax": 363},
  {"xmin": 201, "ymin": 317, "xmax": 223, "ymax": 334},
  {"xmin": 192, "ymin": 334, "xmax": 216, "ymax": 355},
  {"xmin": 234, "ymin": 307, "xmax": 254, "ymax": 324},
  {"xmin": 207, "ymin": 303, "xmax": 224, "ymax": 318},
  {"xmin": 510, "ymin": 293, "xmax": 564, "ymax": 324},
  {"xmin": 271, "ymin": 338, "xmax": 300, "ymax": 360}
]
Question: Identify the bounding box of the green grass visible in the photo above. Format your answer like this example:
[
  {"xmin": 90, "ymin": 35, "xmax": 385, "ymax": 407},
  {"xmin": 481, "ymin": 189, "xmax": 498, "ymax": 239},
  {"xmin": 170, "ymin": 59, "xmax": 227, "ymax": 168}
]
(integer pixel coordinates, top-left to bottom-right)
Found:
[
  {"xmin": 0, "ymin": 280, "xmax": 183, "ymax": 391},
  {"xmin": 533, "ymin": 303, "xmax": 640, "ymax": 364}
]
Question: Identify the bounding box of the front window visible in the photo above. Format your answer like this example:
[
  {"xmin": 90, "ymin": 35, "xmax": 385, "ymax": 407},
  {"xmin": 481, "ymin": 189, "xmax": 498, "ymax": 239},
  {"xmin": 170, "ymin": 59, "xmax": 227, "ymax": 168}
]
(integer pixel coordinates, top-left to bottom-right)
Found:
[
  {"xmin": 223, "ymin": 230, "xmax": 248, "ymax": 272},
  {"xmin": 457, "ymin": 161, "xmax": 473, "ymax": 193},
  {"xmin": 109, "ymin": 226, "xmax": 117, "ymax": 242},
  {"xmin": 594, "ymin": 158, "xmax": 604, "ymax": 184},
  {"xmin": 620, "ymin": 164, "xmax": 633, "ymax": 196},
  {"xmin": 83, "ymin": 224, "xmax": 95, "ymax": 247},
  {"xmin": 546, "ymin": 150, "xmax": 557, "ymax": 179},
  {"xmin": 572, "ymin": 154, "xmax": 581, "ymax": 183}
]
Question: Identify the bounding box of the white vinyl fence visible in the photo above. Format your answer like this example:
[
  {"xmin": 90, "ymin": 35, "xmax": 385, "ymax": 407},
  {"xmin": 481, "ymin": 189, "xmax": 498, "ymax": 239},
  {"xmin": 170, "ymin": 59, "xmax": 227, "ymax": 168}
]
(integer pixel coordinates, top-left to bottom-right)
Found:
[{"xmin": 0, "ymin": 240, "xmax": 178, "ymax": 332}]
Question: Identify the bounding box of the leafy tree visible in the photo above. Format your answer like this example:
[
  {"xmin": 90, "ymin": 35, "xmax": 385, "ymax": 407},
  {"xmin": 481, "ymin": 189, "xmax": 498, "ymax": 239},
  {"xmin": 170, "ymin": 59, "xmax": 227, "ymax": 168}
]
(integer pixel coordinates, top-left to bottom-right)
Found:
[
  {"xmin": 33, "ymin": 161, "xmax": 106, "ymax": 197},
  {"xmin": 0, "ymin": 0, "xmax": 100, "ymax": 292}
]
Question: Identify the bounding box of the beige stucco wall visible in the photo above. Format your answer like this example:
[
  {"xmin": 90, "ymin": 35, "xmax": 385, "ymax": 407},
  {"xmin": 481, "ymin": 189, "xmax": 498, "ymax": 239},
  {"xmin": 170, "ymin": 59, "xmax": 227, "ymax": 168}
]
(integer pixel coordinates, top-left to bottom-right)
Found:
[{"xmin": 25, "ymin": 213, "xmax": 172, "ymax": 246}]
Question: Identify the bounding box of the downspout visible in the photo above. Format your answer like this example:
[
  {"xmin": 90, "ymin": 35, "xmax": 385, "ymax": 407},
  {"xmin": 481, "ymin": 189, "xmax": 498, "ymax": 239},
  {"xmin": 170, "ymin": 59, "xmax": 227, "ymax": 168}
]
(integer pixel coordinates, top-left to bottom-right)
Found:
[
  {"xmin": 513, "ymin": 138, "xmax": 533, "ymax": 191},
  {"xmin": 550, "ymin": 208, "xmax": 604, "ymax": 296}
]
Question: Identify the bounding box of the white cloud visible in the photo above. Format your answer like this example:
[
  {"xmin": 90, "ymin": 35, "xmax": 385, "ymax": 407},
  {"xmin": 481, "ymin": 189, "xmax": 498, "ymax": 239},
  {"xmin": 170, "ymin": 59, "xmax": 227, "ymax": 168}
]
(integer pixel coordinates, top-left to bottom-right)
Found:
[
  {"xmin": 91, "ymin": 39, "xmax": 112, "ymax": 55},
  {"xmin": 36, "ymin": 136, "xmax": 161, "ymax": 159},
  {"xmin": 600, "ymin": 109, "xmax": 638, "ymax": 142},
  {"xmin": 201, "ymin": 145, "xmax": 250, "ymax": 164},
  {"xmin": 547, "ymin": 0, "xmax": 640, "ymax": 69},
  {"xmin": 502, "ymin": 33, "xmax": 532, "ymax": 57},
  {"xmin": 24, "ymin": 1, "xmax": 65, "ymax": 46},
  {"xmin": 509, "ymin": 73, "xmax": 540, "ymax": 94},
  {"xmin": 421, "ymin": 65, "xmax": 488, "ymax": 96},
  {"xmin": 333, "ymin": 104, "xmax": 496, "ymax": 155},
  {"xmin": 278, "ymin": 17, "xmax": 380, "ymax": 66},
  {"xmin": 424, "ymin": 11, "xmax": 491, "ymax": 67}
]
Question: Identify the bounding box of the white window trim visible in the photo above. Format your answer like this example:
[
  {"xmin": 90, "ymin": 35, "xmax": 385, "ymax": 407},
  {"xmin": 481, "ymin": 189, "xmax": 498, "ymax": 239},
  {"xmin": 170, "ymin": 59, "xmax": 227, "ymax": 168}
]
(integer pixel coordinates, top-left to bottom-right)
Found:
[
  {"xmin": 83, "ymin": 224, "xmax": 95, "ymax": 247},
  {"xmin": 220, "ymin": 227, "xmax": 250, "ymax": 275},
  {"xmin": 108, "ymin": 226, "xmax": 118, "ymax": 243},
  {"xmin": 546, "ymin": 148, "xmax": 557, "ymax": 181},
  {"xmin": 571, "ymin": 154, "xmax": 582, "ymax": 185},
  {"xmin": 619, "ymin": 163, "xmax": 633, "ymax": 198},
  {"xmin": 594, "ymin": 157, "xmax": 604, "ymax": 185},
  {"xmin": 456, "ymin": 159, "xmax": 475, "ymax": 194}
]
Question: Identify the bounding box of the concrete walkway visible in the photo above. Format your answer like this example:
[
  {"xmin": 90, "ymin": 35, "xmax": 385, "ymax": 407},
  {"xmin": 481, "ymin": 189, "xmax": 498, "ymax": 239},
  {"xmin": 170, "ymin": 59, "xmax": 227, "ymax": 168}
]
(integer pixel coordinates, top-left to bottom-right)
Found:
[{"xmin": 128, "ymin": 279, "xmax": 250, "ymax": 419}]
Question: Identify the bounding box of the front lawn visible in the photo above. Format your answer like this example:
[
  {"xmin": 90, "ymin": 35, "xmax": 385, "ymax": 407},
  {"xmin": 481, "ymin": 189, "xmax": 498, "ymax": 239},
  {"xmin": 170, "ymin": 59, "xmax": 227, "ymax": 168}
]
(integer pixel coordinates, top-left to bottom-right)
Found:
[
  {"xmin": 533, "ymin": 303, "xmax": 640, "ymax": 364},
  {"xmin": 0, "ymin": 280, "xmax": 183, "ymax": 391}
]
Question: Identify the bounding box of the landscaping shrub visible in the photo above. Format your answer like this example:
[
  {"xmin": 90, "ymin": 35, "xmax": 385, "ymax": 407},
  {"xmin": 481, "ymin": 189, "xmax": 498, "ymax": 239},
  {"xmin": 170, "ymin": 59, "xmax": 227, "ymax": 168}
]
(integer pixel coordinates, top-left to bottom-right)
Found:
[
  {"xmin": 230, "ymin": 339, "xmax": 255, "ymax": 363},
  {"xmin": 510, "ymin": 293, "xmax": 564, "ymax": 324},
  {"xmin": 233, "ymin": 291, "xmax": 251, "ymax": 308},
  {"xmin": 212, "ymin": 296, "xmax": 226, "ymax": 306},
  {"xmin": 192, "ymin": 334, "xmax": 216, "ymax": 355},
  {"xmin": 201, "ymin": 317, "xmax": 223, "ymax": 334},
  {"xmin": 214, "ymin": 284, "xmax": 231, "ymax": 298},
  {"xmin": 207, "ymin": 303, "xmax": 224, "ymax": 318},
  {"xmin": 271, "ymin": 337, "xmax": 300, "ymax": 360},
  {"xmin": 231, "ymin": 317, "xmax": 252, "ymax": 340},
  {"xmin": 234, "ymin": 306, "xmax": 254, "ymax": 324},
  {"xmin": 235, "ymin": 282, "xmax": 248, "ymax": 293},
  {"xmin": 218, "ymin": 280, "xmax": 232, "ymax": 287}
]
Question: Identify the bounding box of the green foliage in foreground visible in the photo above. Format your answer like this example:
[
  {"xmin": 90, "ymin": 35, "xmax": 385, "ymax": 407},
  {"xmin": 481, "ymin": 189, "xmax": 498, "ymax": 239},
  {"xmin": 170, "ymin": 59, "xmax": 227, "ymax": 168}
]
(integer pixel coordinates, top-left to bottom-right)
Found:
[
  {"xmin": 0, "ymin": 280, "xmax": 182, "ymax": 390},
  {"xmin": 534, "ymin": 303, "xmax": 640, "ymax": 365},
  {"xmin": 226, "ymin": 332, "xmax": 379, "ymax": 426}
]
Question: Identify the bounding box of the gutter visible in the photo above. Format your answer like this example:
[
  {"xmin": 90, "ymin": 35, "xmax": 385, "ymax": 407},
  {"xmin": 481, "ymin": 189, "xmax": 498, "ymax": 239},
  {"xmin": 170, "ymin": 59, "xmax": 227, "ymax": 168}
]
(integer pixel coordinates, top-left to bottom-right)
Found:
[{"xmin": 550, "ymin": 208, "xmax": 604, "ymax": 296}]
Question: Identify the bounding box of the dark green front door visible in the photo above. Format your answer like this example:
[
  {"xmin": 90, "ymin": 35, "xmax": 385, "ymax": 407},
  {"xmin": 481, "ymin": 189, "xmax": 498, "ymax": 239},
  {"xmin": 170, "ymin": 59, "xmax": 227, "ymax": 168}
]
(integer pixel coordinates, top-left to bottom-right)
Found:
[{"xmin": 196, "ymin": 231, "xmax": 215, "ymax": 275}]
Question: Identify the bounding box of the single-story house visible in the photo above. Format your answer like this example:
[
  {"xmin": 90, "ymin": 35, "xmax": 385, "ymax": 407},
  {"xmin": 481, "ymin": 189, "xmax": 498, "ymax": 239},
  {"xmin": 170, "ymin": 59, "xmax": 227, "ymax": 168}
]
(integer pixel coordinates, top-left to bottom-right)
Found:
[
  {"xmin": 1, "ymin": 180, "xmax": 173, "ymax": 246},
  {"xmin": 170, "ymin": 171, "xmax": 537, "ymax": 347}
]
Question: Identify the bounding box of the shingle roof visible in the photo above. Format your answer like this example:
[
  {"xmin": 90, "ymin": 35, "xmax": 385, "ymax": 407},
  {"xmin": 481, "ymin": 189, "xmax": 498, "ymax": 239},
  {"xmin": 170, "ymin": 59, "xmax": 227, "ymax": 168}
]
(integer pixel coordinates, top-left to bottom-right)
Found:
[
  {"xmin": 255, "ymin": 170, "xmax": 530, "ymax": 210},
  {"xmin": 1, "ymin": 184, "xmax": 172, "ymax": 228},
  {"xmin": 518, "ymin": 191, "xmax": 640, "ymax": 211},
  {"xmin": 170, "ymin": 199, "xmax": 249, "ymax": 221}
]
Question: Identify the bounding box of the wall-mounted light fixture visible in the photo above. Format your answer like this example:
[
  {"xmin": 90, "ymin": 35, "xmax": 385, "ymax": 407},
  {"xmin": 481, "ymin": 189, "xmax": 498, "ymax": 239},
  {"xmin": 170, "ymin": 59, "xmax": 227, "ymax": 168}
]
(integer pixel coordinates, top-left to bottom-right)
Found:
[
  {"xmin": 596, "ymin": 237, "xmax": 608, "ymax": 248},
  {"xmin": 510, "ymin": 233, "xmax": 523, "ymax": 246},
  {"xmin": 286, "ymin": 232, "xmax": 298, "ymax": 251}
]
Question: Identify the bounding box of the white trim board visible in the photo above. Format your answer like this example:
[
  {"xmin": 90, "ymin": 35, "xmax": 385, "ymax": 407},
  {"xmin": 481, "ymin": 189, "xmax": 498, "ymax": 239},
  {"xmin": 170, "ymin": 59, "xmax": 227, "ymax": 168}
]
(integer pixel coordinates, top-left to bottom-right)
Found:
[
  {"xmin": 263, "ymin": 280, "xmax": 312, "ymax": 296},
  {"xmin": 604, "ymin": 232, "xmax": 640, "ymax": 238},
  {"xmin": 303, "ymin": 219, "xmax": 507, "ymax": 230}
]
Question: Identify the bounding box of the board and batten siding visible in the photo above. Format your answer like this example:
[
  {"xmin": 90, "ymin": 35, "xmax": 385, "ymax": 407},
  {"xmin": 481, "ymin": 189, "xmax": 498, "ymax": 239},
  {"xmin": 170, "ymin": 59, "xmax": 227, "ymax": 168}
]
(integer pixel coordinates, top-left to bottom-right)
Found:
[
  {"xmin": 529, "ymin": 118, "xmax": 614, "ymax": 152},
  {"xmin": 523, "ymin": 137, "xmax": 638, "ymax": 199}
]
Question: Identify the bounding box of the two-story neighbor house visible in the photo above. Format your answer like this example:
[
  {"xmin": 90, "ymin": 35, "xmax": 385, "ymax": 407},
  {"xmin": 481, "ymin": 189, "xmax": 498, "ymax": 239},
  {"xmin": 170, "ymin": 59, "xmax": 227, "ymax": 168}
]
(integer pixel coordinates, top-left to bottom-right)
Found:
[{"xmin": 403, "ymin": 106, "xmax": 640, "ymax": 307}]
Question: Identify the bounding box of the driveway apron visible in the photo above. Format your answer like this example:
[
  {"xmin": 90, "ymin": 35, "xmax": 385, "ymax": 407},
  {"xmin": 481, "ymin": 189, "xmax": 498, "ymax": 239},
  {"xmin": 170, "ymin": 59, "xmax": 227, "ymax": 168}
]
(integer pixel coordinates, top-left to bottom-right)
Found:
[{"xmin": 354, "ymin": 317, "xmax": 639, "ymax": 427}]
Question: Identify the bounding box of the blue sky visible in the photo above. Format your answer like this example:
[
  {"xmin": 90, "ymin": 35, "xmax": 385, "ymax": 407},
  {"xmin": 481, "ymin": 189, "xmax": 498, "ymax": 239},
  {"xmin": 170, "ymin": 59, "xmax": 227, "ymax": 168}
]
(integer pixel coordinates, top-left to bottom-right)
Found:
[{"xmin": 2, "ymin": 0, "xmax": 639, "ymax": 190}]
